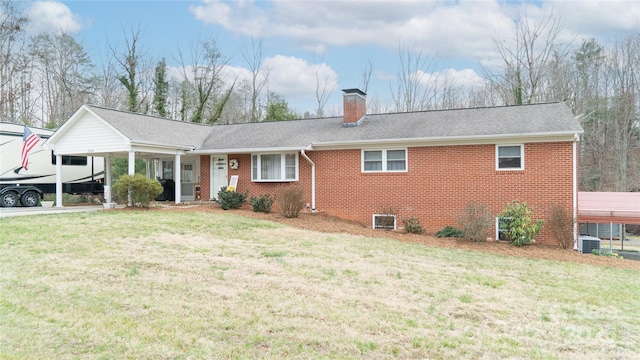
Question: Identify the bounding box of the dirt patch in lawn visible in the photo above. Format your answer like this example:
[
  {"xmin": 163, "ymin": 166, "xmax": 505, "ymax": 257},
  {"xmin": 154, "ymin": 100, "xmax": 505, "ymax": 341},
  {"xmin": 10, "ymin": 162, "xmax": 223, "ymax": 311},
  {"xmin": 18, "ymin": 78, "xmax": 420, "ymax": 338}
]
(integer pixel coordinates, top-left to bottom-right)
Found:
[{"xmin": 149, "ymin": 202, "xmax": 640, "ymax": 271}]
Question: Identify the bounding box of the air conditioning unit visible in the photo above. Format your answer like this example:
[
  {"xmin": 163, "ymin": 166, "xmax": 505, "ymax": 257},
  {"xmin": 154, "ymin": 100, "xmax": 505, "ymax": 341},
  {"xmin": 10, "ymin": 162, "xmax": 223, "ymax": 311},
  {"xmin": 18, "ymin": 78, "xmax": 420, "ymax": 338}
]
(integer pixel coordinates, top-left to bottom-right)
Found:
[{"xmin": 579, "ymin": 236, "xmax": 601, "ymax": 254}]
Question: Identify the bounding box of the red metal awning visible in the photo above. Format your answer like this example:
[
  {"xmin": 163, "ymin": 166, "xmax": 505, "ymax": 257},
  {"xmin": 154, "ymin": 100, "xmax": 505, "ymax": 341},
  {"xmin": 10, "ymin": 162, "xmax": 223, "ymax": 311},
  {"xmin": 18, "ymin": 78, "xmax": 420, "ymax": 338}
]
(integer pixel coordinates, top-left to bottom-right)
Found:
[{"xmin": 578, "ymin": 192, "xmax": 640, "ymax": 224}]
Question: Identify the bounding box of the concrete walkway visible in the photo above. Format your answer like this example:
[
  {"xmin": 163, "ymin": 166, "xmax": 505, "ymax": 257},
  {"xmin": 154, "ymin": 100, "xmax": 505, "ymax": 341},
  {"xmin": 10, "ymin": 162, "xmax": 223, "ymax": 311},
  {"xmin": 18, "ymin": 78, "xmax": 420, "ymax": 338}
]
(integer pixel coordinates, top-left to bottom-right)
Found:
[{"xmin": 0, "ymin": 205, "xmax": 107, "ymax": 218}]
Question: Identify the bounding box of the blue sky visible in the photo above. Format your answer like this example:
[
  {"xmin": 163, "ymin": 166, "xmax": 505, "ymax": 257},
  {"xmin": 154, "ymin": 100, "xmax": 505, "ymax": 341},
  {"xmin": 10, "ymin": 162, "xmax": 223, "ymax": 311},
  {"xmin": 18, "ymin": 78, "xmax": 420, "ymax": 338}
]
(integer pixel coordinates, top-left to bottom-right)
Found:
[{"xmin": 22, "ymin": 0, "xmax": 640, "ymax": 114}]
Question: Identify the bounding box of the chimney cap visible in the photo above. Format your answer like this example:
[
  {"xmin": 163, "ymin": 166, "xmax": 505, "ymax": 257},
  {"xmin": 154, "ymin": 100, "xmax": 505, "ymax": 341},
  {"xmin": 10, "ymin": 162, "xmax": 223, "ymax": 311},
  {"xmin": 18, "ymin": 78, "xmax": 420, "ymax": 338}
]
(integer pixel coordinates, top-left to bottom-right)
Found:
[{"xmin": 342, "ymin": 88, "xmax": 366, "ymax": 97}]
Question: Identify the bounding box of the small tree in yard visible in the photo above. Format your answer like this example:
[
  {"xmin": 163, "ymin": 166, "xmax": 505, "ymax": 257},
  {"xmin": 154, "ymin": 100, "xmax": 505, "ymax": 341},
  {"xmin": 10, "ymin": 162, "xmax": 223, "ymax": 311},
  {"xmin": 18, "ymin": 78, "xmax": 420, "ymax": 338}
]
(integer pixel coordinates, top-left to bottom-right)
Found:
[
  {"xmin": 112, "ymin": 174, "xmax": 163, "ymax": 207},
  {"xmin": 499, "ymin": 200, "xmax": 544, "ymax": 247},
  {"xmin": 277, "ymin": 186, "xmax": 305, "ymax": 218},
  {"xmin": 546, "ymin": 204, "xmax": 575, "ymax": 249},
  {"xmin": 457, "ymin": 202, "xmax": 494, "ymax": 242}
]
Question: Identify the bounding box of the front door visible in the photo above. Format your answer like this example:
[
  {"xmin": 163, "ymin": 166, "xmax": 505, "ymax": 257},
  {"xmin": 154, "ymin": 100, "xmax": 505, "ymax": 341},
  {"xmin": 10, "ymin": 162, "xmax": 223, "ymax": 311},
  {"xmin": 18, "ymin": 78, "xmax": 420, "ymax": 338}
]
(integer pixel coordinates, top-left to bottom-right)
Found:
[
  {"xmin": 211, "ymin": 155, "xmax": 228, "ymax": 200},
  {"xmin": 181, "ymin": 162, "xmax": 194, "ymax": 201}
]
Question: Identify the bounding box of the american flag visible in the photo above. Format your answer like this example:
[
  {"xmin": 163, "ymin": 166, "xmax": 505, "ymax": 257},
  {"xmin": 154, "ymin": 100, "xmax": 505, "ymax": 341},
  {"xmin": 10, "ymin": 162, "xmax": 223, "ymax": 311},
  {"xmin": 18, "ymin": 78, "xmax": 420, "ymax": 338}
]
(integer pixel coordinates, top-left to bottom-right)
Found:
[{"xmin": 21, "ymin": 125, "xmax": 41, "ymax": 170}]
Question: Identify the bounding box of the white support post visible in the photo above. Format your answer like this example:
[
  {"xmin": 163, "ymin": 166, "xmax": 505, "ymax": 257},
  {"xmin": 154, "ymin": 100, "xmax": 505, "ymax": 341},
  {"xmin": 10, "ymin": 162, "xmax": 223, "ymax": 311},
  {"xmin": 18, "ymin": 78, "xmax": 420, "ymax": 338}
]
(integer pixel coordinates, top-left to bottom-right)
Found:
[
  {"xmin": 105, "ymin": 155, "xmax": 112, "ymax": 204},
  {"xmin": 174, "ymin": 153, "xmax": 181, "ymax": 204},
  {"xmin": 55, "ymin": 154, "xmax": 63, "ymax": 207},
  {"xmin": 127, "ymin": 151, "xmax": 135, "ymax": 206}
]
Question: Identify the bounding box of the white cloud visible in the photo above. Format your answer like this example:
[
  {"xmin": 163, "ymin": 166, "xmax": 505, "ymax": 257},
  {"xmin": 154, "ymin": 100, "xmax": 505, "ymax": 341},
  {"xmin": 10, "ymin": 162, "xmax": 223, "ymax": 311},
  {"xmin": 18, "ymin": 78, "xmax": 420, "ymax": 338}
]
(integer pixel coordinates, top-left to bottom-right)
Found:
[
  {"xmin": 262, "ymin": 55, "xmax": 339, "ymax": 101},
  {"xmin": 189, "ymin": 0, "xmax": 510, "ymax": 59},
  {"xmin": 27, "ymin": 1, "xmax": 82, "ymax": 34},
  {"xmin": 190, "ymin": 0, "xmax": 636, "ymax": 65}
]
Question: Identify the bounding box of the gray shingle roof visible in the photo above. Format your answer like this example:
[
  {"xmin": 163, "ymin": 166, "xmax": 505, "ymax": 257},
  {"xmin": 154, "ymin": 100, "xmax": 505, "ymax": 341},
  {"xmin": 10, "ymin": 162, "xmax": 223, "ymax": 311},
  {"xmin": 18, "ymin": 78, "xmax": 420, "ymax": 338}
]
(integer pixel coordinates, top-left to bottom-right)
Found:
[
  {"xmin": 200, "ymin": 102, "xmax": 583, "ymax": 150},
  {"xmin": 87, "ymin": 102, "xmax": 583, "ymax": 152},
  {"xmin": 87, "ymin": 106, "xmax": 212, "ymax": 149}
]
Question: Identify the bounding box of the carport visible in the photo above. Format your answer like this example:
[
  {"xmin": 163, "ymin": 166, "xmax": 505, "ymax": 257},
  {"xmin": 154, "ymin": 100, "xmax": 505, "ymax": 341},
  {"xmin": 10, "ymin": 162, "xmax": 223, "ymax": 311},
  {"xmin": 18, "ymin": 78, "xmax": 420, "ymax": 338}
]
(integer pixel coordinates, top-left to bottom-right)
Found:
[
  {"xmin": 578, "ymin": 191, "xmax": 640, "ymax": 250},
  {"xmin": 45, "ymin": 105, "xmax": 210, "ymax": 207}
]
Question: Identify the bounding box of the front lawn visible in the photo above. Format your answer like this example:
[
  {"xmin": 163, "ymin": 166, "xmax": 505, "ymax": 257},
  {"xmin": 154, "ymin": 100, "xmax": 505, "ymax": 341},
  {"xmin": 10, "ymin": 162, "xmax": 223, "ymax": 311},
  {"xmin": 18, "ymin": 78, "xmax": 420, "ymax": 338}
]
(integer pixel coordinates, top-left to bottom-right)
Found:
[{"xmin": 1, "ymin": 211, "xmax": 638, "ymax": 358}]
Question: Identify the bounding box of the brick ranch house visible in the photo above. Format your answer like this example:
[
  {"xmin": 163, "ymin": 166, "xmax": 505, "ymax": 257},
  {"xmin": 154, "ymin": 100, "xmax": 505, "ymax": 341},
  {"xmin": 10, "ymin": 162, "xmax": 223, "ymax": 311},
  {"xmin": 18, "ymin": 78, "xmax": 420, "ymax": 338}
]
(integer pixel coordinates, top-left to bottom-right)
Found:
[{"xmin": 46, "ymin": 89, "xmax": 584, "ymax": 245}]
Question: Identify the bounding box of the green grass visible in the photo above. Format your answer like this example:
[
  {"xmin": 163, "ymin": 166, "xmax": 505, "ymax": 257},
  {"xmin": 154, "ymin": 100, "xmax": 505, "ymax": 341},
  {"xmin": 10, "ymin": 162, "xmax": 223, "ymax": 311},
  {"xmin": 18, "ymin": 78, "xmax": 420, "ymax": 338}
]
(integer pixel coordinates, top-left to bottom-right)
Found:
[{"xmin": 1, "ymin": 210, "xmax": 639, "ymax": 358}]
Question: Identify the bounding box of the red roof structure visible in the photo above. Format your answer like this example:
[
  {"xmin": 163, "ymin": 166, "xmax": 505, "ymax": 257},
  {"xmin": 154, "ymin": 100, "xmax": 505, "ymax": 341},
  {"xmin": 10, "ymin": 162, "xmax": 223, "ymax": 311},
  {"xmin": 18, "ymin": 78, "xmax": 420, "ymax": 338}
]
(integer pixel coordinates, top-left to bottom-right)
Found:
[{"xmin": 578, "ymin": 192, "xmax": 640, "ymax": 224}]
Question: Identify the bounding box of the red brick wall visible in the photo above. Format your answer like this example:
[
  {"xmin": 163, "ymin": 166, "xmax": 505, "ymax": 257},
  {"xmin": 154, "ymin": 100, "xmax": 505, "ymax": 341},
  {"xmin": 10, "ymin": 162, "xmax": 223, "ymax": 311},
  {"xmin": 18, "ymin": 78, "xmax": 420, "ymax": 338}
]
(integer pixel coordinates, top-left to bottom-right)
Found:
[
  {"xmin": 199, "ymin": 155, "xmax": 210, "ymax": 199},
  {"xmin": 199, "ymin": 142, "xmax": 575, "ymax": 245}
]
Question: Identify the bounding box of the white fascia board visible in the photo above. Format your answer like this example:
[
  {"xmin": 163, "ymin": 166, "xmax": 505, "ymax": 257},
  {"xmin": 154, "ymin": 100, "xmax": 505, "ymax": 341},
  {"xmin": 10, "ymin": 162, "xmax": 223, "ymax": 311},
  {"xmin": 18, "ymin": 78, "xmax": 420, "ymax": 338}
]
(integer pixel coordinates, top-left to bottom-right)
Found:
[
  {"xmin": 311, "ymin": 131, "xmax": 582, "ymax": 150},
  {"xmin": 189, "ymin": 146, "xmax": 308, "ymax": 155},
  {"xmin": 130, "ymin": 138, "xmax": 195, "ymax": 151}
]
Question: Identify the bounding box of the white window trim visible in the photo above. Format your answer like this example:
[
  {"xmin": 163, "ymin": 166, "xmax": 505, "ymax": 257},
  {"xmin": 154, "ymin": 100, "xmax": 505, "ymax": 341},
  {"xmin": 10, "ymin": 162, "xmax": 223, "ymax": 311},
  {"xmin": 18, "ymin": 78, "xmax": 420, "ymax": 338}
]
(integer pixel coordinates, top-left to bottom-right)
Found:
[
  {"xmin": 495, "ymin": 144, "xmax": 524, "ymax": 171},
  {"xmin": 361, "ymin": 148, "xmax": 408, "ymax": 173},
  {"xmin": 251, "ymin": 152, "xmax": 299, "ymax": 182}
]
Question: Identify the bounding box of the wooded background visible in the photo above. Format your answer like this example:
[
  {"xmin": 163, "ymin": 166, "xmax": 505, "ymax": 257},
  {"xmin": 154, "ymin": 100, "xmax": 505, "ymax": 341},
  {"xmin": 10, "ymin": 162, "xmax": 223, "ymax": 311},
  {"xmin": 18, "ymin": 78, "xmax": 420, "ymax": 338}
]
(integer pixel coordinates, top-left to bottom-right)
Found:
[{"xmin": 1, "ymin": 2, "xmax": 638, "ymax": 192}]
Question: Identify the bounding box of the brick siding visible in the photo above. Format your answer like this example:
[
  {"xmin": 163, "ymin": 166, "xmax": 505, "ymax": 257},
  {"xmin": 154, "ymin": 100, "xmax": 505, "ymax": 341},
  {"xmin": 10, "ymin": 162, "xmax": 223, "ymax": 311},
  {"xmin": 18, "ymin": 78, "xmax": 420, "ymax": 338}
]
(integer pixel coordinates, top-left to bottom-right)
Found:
[{"xmin": 199, "ymin": 142, "xmax": 575, "ymax": 245}]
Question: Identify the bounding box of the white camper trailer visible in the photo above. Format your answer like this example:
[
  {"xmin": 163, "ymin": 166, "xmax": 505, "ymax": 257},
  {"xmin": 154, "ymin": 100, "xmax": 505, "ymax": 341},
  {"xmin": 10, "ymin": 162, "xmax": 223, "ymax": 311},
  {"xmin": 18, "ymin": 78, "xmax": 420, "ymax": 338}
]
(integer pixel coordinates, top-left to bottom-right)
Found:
[{"xmin": 0, "ymin": 122, "xmax": 104, "ymax": 207}]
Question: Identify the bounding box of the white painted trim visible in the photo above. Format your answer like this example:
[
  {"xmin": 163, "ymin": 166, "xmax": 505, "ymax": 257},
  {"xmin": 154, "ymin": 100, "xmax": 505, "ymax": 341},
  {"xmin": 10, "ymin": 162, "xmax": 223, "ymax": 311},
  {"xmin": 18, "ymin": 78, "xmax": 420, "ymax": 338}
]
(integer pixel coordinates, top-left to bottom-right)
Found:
[
  {"xmin": 495, "ymin": 144, "xmax": 524, "ymax": 171},
  {"xmin": 361, "ymin": 148, "xmax": 408, "ymax": 173},
  {"xmin": 250, "ymin": 152, "xmax": 299, "ymax": 182}
]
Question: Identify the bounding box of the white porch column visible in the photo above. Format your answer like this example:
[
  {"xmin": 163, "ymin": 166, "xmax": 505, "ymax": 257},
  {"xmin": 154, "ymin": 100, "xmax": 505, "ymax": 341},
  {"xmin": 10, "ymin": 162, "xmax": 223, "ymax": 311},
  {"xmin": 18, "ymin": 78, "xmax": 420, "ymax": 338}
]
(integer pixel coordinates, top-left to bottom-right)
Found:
[
  {"xmin": 55, "ymin": 154, "xmax": 63, "ymax": 207},
  {"xmin": 145, "ymin": 157, "xmax": 151, "ymax": 179},
  {"xmin": 128, "ymin": 151, "xmax": 136, "ymax": 176},
  {"xmin": 128, "ymin": 151, "xmax": 135, "ymax": 206},
  {"xmin": 174, "ymin": 153, "xmax": 181, "ymax": 204},
  {"xmin": 105, "ymin": 155, "xmax": 112, "ymax": 203}
]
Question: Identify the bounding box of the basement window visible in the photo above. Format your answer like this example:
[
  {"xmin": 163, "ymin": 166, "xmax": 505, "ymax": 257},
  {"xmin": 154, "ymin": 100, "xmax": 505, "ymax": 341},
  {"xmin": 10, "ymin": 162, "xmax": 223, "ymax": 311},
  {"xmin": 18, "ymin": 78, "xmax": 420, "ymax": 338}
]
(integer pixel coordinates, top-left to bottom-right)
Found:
[{"xmin": 373, "ymin": 214, "xmax": 397, "ymax": 230}]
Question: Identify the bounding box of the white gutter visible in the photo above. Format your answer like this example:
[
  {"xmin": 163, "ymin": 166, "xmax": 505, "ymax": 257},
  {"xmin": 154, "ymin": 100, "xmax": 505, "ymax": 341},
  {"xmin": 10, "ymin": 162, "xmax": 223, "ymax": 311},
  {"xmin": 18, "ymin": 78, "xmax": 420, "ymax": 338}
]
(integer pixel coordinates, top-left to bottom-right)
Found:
[
  {"xmin": 189, "ymin": 146, "xmax": 304, "ymax": 155},
  {"xmin": 573, "ymin": 133, "xmax": 579, "ymax": 251},
  {"xmin": 311, "ymin": 130, "xmax": 584, "ymax": 149},
  {"xmin": 300, "ymin": 149, "xmax": 316, "ymax": 212}
]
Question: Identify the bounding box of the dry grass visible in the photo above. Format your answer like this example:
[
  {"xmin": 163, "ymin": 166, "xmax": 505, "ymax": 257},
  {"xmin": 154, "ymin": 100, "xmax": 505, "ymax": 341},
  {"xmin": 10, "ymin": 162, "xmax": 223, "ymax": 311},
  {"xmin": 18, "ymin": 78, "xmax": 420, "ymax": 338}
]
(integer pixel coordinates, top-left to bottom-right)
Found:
[{"xmin": 1, "ymin": 210, "xmax": 639, "ymax": 359}]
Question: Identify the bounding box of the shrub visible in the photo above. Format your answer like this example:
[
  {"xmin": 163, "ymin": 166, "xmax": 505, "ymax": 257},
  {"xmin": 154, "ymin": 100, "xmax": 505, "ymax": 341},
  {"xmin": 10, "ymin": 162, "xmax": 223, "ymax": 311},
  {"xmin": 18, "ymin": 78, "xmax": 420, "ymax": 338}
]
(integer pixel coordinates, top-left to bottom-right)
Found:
[
  {"xmin": 457, "ymin": 202, "xmax": 493, "ymax": 242},
  {"xmin": 112, "ymin": 174, "xmax": 163, "ymax": 207},
  {"xmin": 436, "ymin": 226, "xmax": 464, "ymax": 238},
  {"xmin": 249, "ymin": 194, "xmax": 275, "ymax": 213},
  {"xmin": 499, "ymin": 200, "xmax": 544, "ymax": 247},
  {"xmin": 217, "ymin": 187, "xmax": 247, "ymax": 210},
  {"xmin": 546, "ymin": 204, "xmax": 575, "ymax": 249},
  {"xmin": 277, "ymin": 186, "xmax": 305, "ymax": 218},
  {"xmin": 402, "ymin": 217, "xmax": 424, "ymax": 234}
]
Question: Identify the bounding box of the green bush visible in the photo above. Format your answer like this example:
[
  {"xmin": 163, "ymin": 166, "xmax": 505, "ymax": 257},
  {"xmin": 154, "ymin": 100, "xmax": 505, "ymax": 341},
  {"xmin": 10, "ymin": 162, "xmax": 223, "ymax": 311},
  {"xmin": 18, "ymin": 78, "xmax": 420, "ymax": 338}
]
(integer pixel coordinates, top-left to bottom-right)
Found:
[
  {"xmin": 249, "ymin": 194, "xmax": 275, "ymax": 213},
  {"xmin": 436, "ymin": 226, "xmax": 464, "ymax": 238},
  {"xmin": 277, "ymin": 186, "xmax": 305, "ymax": 218},
  {"xmin": 402, "ymin": 217, "xmax": 424, "ymax": 234},
  {"xmin": 499, "ymin": 200, "xmax": 544, "ymax": 247},
  {"xmin": 217, "ymin": 187, "xmax": 247, "ymax": 210},
  {"xmin": 112, "ymin": 174, "xmax": 163, "ymax": 207},
  {"xmin": 457, "ymin": 202, "xmax": 493, "ymax": 242}
]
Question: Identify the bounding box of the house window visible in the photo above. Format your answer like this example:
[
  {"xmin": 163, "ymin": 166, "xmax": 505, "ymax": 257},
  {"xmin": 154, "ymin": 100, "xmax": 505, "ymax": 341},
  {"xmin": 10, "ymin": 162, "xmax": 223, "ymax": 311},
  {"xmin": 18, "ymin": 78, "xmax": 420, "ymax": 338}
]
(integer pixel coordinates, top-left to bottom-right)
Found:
[
  {"xmin": 162, "ymin": 161, "xmax": 174, "ymax": 179},
  {"xmin": 362, "ymin": 149, "xmax": 407, "ymax": 172},
  {"xmin": 496, "ymin": 145, "xmax": 524, "ymax": 170},
  {"xmin": 251, "ymin": 153, "xmax": 298, "ymax": 182}
]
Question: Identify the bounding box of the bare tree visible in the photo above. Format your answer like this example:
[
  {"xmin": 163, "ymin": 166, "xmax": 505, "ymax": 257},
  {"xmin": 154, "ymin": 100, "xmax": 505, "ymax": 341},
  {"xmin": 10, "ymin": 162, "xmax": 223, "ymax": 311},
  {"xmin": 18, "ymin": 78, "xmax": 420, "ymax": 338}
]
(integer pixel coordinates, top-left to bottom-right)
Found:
[
  {"xmin": 0, "ymin": 0, "xmax": 30, "ymax": 123},
  {"xmin": 29, "ymin": 32, "xmax": 94, "ymax": 127},
  {"xmin": 360, "ymin": 58, "xmax": 374, "ymax": 93},
  {"xmin": 390, "ymin": 43, "xmax": 441, "ymax": 112},
  {"xmin": 242, "ymin": 37, "xmax": 270, "ymax": 122},
  {"xmin": 483, "ymin": 10, "xmax": 566, "ymax": 105},
  {"xmin": 177, "ymin": 37, "xmax": 228, "ymax": 123},
  {"xmin": 313, "ymin": 53, "xmax": 337, "ymax": 117},
  {"xmin": 111, "ymin": 26, "xmax": 149, "ymax": 113},
  {"xmin": 94, "ymin": 53, "xmax": 125, "ymax": 109}
]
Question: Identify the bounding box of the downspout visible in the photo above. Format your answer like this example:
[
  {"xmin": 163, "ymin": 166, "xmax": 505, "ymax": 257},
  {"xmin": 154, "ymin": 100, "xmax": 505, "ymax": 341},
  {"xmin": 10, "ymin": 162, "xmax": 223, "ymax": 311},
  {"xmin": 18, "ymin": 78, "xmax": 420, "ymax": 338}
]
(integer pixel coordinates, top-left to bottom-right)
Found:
[
  {"xmin": 573, "ymin": 134, "xmax": 579, "ymax": 251},
  {"xmin": 300, "ymin": 149, "xmax": 316, "ymax": 212}
]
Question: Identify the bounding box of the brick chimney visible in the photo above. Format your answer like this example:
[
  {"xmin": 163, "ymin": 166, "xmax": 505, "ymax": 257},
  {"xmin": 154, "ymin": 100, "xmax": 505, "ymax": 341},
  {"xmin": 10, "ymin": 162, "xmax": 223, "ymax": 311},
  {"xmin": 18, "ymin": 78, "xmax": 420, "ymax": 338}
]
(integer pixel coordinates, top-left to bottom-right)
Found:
[{"xmin": 342, "ymin": 88, "xmax": 366, "ymax": 127}]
